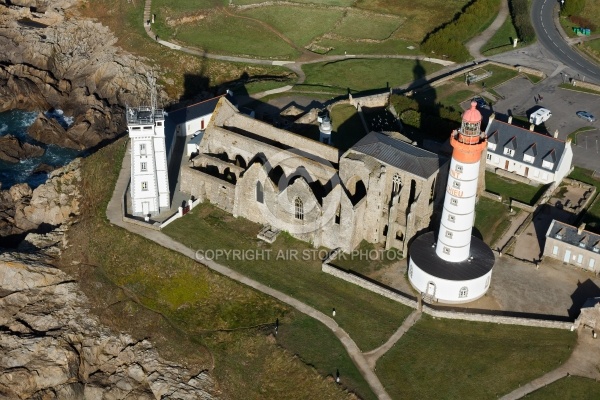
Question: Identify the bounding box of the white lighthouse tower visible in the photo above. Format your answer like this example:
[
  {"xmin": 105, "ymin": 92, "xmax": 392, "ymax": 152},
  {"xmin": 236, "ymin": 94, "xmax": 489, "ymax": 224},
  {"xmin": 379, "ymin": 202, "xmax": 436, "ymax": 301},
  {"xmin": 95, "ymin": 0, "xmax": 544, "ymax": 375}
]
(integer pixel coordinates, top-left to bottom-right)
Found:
[
  {"xmin": 319, "ymin": 114, "xmax": 332, "ymax": 145},
  {"xmin": 408, "ymin": 102, "xmax": 494, "ymax": 304},
  {"xmin": 127, "ymin": 78, "xmax": 170, "ymax": 217}
]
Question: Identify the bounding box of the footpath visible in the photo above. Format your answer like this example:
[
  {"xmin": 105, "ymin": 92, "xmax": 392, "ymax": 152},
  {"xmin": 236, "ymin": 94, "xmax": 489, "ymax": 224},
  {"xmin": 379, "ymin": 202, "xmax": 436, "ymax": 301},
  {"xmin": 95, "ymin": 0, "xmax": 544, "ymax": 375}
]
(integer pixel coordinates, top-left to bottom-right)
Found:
[{"xmin": 106, "ymin": 142, "xmax": 393, "ymax": 400}]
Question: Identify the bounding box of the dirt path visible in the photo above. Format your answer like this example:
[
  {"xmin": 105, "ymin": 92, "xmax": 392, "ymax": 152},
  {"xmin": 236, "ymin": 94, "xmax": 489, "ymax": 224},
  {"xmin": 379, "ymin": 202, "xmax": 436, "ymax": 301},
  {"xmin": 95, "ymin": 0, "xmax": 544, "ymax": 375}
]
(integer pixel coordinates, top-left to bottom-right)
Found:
[
  {"xmin": 501, "ymin": 327, "xmax": 600, "ymax": 399},
  {"xmin": 466, "ymin": 0, "xmax": 510, "ymax": 59},
  {"xmin": 106, "ymin": 142, "xmax": 393, "ymax": 400},
  {"xmin": 363, "ymin": 310, "xmax": 421, "ymax": 370}
]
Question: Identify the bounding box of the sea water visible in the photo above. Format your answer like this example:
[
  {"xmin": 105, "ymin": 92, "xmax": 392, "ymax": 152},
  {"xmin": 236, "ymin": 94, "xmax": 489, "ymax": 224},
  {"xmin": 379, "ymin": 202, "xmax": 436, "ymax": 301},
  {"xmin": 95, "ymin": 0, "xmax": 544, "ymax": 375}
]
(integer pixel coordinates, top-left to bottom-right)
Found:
[{"xmin": 0, "ymin": 109, "xmax": 81, "ymax": 189}]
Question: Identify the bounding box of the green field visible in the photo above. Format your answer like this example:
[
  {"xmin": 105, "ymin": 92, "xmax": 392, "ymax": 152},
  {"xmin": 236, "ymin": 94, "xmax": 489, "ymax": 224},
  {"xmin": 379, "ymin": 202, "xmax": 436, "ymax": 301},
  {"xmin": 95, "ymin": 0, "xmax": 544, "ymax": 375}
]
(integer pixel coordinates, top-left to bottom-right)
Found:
[
  {"xmin": 377, "ymin": 315, "xmax": 576, "ymax": 399},
  {"xmin": 525, "ymin": 376, "xmax": 600, "ymax": 399},
  {"xmin": 302, "ymin": 59, "xmax": 443, "ymax": 92},
  {"xmin": 163, "ymin": 203, "xmax": 414, "ymax": 353},
  {"xmin": 332, "ymin": 10, "xmax": 404, "ymax": 40},
  {"xmin": 482, "ymin": 14, "xmax": 520, "ymax": 55},
  {"xmin": 485, "ymin": 171, "xmax": 548, "ymax": 205},
  {"xmin": 242, "ymin": 6, "xmax": 343, "ymax": 47},
  {"xmin": 475, "ymin": 197, "xmax": 513, "ymax": 245}
]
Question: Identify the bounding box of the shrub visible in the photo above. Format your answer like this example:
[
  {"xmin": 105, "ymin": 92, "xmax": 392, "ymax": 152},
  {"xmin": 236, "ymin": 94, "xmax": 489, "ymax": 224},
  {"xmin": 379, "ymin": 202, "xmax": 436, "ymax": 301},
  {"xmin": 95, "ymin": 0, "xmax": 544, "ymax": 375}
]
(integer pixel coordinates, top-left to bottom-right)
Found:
[
  {"xmin": 422, "ymin": 0, "xmax": 501, "ymax": 62},
  {"xmin": 400, "ymin": 109, "xmax": 421, "ymax": 127},
  {"xmin": 509, "ymin": 0, "xmax": 535, "ymax": 42},
  {"xmin": 569, "ymin": 15, "xmax": 597, "ymax": 30},
  {"xmin": 561, "ymin": 0, "xmax": 585, "ymax": 17}
]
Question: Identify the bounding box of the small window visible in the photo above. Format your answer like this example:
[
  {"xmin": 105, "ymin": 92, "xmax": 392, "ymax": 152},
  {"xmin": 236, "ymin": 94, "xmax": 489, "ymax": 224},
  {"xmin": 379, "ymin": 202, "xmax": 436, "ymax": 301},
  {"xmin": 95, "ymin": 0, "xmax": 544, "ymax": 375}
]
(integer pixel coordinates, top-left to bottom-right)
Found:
[
  {"xmin": 141, "ymin": 182, "xmax": 148, "ymax": 191},
  {"xmin": 486, "ymin": 153, "xmax": 492, "ymax": 161},
  {"xmin": 294, "ymin": 198, "xmax": 304, "ymax": 221},
  {"xmin": 448, "ymin": 214, "xmax": 456, "ymax": 223},
  {"xmin": 443, "ymin": 247, "xmax": 450, "ymax": 255},
  {"xmin": 141, "ymin": 162, "xmax": 147, "ymax": 172},
  {"xmin": 590, "ymin": 259, "xmax": 596, "ymax": 269},
  {"xmin": 140, "ymin": 143, "xmax": 147, "ymax": 155},
  {"xmin": 552, "ymin": 245, "xmax": 558, "ymax": 255},
  {"xmin": 409, "ymin": 265, "xmax": 413, "ymax": 279},
  {"xmin": 577, "ymin": 254, "xmax": 583, "ymax": 264},
  {"xmin": 504, "ymin": 148, "xmax": 514, "ymax": 157},
  {"xmin": 455, "ymin": 164, "xmax": 463, "ymax": 173},
  {"xmin": 485, "ymin": 276, "xmax": 490, "ymax": 288},
  {"xmin": 459, "ymin": 287, "xmax": 468, "ymax": 298},
  {"xmin": 450, "ymin": 198, "xmax": 458, "ymax": 206},
  {"xmin": 445, "ymin": 231, "xmax": 453, "ymax": 239},
  {"xmin": 156, "ymin": 122, "xmax": 162, "ymax": 126},
  {"xmin": 256, "ymin": 181, "xmax": 264, "ymax": 204},
  {"xmin": 453, "ymin": 181, "xmax": 461, "ymax": 189},
  {"xmin": 579, "ymin": 242, "xmax": 586, "ymax": 248}
]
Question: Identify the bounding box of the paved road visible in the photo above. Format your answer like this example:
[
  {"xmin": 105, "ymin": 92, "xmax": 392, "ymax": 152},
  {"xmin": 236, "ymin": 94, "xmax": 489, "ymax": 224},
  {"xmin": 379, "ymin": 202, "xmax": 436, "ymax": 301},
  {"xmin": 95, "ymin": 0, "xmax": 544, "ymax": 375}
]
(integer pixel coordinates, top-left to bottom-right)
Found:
[
  {"xmin": 532, "ymin": 0, "xmax": 600, "ymax": 83},
  {"xmin": 106, "ymin": 142, "xmax": 393, "ymax": 400}
]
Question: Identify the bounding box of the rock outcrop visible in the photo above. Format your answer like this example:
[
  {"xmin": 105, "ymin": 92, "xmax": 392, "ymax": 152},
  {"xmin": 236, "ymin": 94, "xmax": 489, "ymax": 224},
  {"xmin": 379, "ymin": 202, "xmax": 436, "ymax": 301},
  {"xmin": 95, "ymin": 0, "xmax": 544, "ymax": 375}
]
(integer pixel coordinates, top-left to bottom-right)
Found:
[
  {"xmin": 0, "ymin": 158, "xmax": 81, "ymax": 243},
  {"xmin": 0, "ymin": 135, "xmax": 45, "ymax": 163},
  {"xmin": 0, "ymin": 252, "xmax": 218, "ymax": 399},
  {"xmin": 0, "ymin": 2, "xmax": 158, "ymax": 150}
]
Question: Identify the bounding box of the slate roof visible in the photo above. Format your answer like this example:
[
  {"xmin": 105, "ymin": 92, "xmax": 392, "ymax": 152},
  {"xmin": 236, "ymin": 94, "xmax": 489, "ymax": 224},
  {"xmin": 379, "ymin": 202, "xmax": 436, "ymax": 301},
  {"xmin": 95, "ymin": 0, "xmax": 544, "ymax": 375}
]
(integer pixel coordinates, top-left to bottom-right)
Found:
[
  {"xmin": 547, "ymin": 220, "xmax": 600, "ymax": 252},
  {"xmin": 484, "ymin": 119, "xmax": 567, "ymax": 173},
  {"xmin": 350, "ymin": 132, "xmax": 443, "ymax": 179},
  {"xmin": 166, "ymin": 96, "xmax": 223, "ymax": 126}
]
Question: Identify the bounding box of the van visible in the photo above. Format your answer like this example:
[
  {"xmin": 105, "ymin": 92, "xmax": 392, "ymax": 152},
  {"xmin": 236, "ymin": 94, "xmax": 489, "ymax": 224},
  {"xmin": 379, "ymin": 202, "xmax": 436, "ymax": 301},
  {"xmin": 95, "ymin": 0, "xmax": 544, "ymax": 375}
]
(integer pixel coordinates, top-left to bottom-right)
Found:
[{"xmin": 529, "ymin": 108, "xmax": 552, "ymax": 125}]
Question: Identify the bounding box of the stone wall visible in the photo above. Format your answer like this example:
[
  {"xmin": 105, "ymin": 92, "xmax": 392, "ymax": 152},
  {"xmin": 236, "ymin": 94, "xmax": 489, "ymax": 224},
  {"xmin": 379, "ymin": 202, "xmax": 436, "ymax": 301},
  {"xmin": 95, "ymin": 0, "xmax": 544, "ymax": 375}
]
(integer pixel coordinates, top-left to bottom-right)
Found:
[
  {"xmin": 571, "ymin": 79, "xmax": 600, "ymax": 93},
  {"xmin": 322, "ymin": 262, "xmax": 572, "ymax": 329},
  {"xmin": 180, "ymin": 167, "xmax": 235, "ymax": 213}
]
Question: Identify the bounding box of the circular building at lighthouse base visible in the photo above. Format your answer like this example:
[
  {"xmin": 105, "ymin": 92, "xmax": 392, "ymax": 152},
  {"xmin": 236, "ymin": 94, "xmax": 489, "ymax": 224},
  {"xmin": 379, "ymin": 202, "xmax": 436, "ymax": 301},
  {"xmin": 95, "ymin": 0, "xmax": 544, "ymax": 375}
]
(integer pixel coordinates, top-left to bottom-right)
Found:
[{"xmin": 408, "ymin": 232, "xmax": 495, "ymax": 304}]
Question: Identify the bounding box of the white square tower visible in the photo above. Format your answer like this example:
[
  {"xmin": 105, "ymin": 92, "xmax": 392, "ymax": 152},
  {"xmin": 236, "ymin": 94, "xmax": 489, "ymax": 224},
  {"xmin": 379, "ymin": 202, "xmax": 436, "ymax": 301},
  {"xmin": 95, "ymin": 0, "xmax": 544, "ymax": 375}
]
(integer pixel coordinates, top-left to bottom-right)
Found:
[{"xmin": 127, "ymin": 106, "xmax": 170, "ymax": 216}]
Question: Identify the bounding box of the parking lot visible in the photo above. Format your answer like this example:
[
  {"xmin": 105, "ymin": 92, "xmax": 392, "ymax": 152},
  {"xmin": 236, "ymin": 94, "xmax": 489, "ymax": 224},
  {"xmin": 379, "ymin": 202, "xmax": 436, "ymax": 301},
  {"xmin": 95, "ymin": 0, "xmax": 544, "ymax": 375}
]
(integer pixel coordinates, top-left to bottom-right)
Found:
[{"xmin": 492, "ymin": 74, "xmax": 600, "ymax": 171}]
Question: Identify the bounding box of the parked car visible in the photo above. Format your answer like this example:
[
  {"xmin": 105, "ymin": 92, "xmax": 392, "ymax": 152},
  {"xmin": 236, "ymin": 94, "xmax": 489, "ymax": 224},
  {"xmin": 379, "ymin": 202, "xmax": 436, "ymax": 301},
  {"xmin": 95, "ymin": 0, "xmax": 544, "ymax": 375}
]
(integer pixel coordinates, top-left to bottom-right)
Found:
[
  {"xmin": 529, "ymin": 108, "xmax": 552, "ymax": 125},
  {"xmin": 472, "ymin": 96, "xmax": 486, "ymax": 108},
  {"xmin": 576, "ymin": 111, "xmax": 596, "ymax": 122}
]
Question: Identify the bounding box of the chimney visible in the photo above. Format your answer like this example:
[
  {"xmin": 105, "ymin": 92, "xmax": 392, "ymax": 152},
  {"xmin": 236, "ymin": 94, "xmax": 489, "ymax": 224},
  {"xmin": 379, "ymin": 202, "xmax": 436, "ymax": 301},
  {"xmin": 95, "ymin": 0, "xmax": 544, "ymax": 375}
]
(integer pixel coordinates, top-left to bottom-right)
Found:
[
  {"xmin": 554, "ymin": 129, "xmax": 559, "ymax": 138},
  {"xmin": 529, "ymin": 124, "xmax": 535, "ymax": 131},
  {"xmin": 578, "ymin": 223, "xmax": 586, "ymax": 235},
  {"xmin": 508, "ymin": 116, "xmax": 513, "ymax": 124}
]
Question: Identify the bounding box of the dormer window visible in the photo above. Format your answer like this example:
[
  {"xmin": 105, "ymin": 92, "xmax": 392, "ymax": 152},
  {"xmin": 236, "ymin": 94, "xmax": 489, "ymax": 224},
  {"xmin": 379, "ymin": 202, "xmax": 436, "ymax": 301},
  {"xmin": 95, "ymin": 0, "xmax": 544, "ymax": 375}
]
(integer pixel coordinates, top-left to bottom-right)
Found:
[
  {"xmin": 487, "ymin": 142, "xmax": 497, "ymax": 151},
  {"xmin": 504, "ymin": 148, "xmax": 515, "ymax": 157},
  {"xmin": 542, "ymin": 160, "xmax": 554, "ymax": 170},
  {"xmin": 593, "ymin": 247, "xmax": 599, "ymax": 253},
  {"xmin": 523, "ymin": 154, "xmax": 534, "ymax": 163},
  {"xmin": 579, "ymin": 242, "xmax": 586, "ymax": 248}
]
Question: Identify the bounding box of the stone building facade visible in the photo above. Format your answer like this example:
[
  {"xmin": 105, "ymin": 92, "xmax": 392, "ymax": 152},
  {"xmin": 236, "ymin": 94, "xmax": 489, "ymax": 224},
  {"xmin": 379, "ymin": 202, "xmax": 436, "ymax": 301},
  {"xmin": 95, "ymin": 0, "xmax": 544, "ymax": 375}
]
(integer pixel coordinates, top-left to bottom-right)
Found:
[
  {"xmin": 181, "ymin": 98, "xmax": 449, "ymax": 254},
  {"xmin": 543, "ymin": 220, "xmax": 600, "ymax": 273}
]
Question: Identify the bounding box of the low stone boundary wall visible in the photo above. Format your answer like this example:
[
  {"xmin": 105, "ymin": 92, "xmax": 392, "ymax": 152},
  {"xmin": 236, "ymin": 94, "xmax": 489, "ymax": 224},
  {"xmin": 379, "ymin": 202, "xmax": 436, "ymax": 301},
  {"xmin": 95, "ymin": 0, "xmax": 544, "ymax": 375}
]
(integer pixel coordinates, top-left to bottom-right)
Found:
[
  {"xmin": 511, "ymin": 200, "xmax": 535, "ymax": 213},
  {"xmin": 422, "ymin": 305, "xmax": 571, "ymax": 329},
  {"xmin": 322, "ymin": 263, "xmax": 418, "ymax": 308},
  {"xmin": 481, "ymin": 190, "xmax": 502, "ymax": 202},
  {"xmin": 322, "ymin": 260, "xmax": 572, "ymax": 329},
  {"xmin": 571, "ymin": 79, "xmax": 600, "ymax": 93}
]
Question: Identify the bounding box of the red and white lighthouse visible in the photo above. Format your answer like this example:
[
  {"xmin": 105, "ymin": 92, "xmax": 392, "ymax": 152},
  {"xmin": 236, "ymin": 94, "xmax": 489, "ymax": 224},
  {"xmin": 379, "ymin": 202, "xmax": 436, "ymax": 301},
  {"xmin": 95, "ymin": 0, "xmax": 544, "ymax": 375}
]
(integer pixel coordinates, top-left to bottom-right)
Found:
[{"xmin": 408, "ymin": 102, "xmax": 495, "ymax": 304}]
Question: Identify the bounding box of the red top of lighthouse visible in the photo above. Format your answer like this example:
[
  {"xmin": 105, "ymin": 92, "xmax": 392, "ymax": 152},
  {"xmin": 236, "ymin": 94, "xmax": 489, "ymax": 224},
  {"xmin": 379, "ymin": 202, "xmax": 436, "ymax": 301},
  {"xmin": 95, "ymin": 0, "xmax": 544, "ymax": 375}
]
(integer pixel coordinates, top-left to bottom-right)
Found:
[{"xmin": 462, "ymin": 101, "xmax": 482, "ymax": 124}]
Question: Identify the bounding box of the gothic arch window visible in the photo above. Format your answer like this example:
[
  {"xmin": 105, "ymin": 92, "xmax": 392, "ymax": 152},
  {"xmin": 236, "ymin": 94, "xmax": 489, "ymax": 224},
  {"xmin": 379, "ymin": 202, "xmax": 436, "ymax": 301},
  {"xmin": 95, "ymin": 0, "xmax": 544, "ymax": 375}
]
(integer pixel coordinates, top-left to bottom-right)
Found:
[
  {"xmin": 256, "ymin": 181, "xmax": 264, "ymax": 203},
  {"xmin": 294, "ymin": 197, "xmax": 304, "ymax": 221},
  {"xmin": 392, "ymin": 173, "xmax": 402, "ymax": 196},
  {"xmin": 459, "ymin": 287, "xmax": 468, "ymax": 298}
]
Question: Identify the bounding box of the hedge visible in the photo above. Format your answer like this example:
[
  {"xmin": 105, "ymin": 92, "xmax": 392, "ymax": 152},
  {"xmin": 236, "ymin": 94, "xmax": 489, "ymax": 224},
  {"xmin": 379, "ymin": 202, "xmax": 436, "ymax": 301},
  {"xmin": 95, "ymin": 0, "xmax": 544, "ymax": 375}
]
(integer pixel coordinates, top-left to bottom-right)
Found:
[
  {"xmin": 422, "ymin": 0, "xmax": 502, "ymax": 62},
  {"xmin": 509, "ymin": 0, "xmax": 535, "ymax": 42}
]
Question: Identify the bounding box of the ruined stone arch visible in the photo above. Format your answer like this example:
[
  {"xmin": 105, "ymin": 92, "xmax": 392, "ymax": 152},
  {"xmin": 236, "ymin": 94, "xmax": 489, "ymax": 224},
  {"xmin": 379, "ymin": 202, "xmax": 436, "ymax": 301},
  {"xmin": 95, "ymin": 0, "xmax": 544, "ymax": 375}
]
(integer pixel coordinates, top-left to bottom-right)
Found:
[{"xmin": 345, "ymin": 176, "xmax": 366, "ymax": 206}]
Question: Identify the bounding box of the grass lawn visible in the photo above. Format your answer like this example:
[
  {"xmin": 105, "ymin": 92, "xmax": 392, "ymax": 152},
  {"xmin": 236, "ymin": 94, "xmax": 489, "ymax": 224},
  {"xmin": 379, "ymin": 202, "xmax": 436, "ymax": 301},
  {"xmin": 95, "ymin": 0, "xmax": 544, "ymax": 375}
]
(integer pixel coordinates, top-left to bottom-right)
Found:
[
  {"xmin": 587, "ymin": 38, "xmax": 600, "ymax": 52},
  {"xmin": 525, "ymin": 376, "xmax": 600, "ymax": 399},
  {"xmin": 154, "ymin": 10, "xmax": 300, "ymax": 59},
  {"xmin": 77, "ymin": 0, "xmax": 295, "ymax": 100},
  {"xmin": 559, "ymin": 83, "xmax": 600, "ymax": 96},
  {"xmin": 330, "ymin": 103, "xmax": 367, "ymax": 150},
  {"xmin": 60, "ymin": 138, "xmax": 357, "ymax": 399},
  {"xmin": 163, "ymin": 203, "xmax": 414, "ymax": 353},
  {"xmin": 473, "ymin": 64, "xmax": 520, "ymax": 89},
  {"xmin": 302, "ymin": 59, "xmax": 443, "ymax": 93},
  {"xmin": 482, "ymin": 14, "xmax": 520, "ymax": 56},
  {"xmin": 332, "ymin": 240, "xmax": 399, "ymax": 276},
  {"xmin": 241, "ymin": 6, "xmax": 343, "ymax": 47},
  {"xmin": 331, "ymin": 10, "xmax": 404, "ymax": 40},
  {"xmin": 475, "ymin": 197, "xmax": 513, "ymax": 245},
  {"xmin": 314, "ymin": 37, "xmax": 419, "ymax": 55},
  {"xmin": 354, "ymin": 0, "xmax": 471, "ymax": 43},
  {"xmin": 377, "ymin": 315, "xmax": 576, "ymax": 399},
  {"xmin": 485, "ymin": 171, "xmax": 548, "ymax": 205}
]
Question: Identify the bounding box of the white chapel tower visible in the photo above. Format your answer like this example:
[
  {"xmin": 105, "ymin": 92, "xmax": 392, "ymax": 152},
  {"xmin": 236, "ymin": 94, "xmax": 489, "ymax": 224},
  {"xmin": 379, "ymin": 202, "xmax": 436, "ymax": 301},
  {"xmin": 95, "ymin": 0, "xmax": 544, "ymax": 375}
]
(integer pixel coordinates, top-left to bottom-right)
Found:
[
  {"xmin": 408, "ymin": 102, "xmax": 495, "ymax": 304},
  {"xmin": 127, "ymin": 85, "xmax": 170, "ymax": 216}
]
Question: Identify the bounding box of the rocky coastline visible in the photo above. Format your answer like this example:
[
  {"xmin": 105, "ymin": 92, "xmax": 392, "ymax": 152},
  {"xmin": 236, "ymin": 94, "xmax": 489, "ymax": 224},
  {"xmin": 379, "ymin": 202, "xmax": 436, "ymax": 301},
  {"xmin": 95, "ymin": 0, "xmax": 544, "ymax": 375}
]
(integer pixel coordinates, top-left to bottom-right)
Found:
[{"xmin": 0, "ymin": 1, "xmax": 221, "ymax": 398}]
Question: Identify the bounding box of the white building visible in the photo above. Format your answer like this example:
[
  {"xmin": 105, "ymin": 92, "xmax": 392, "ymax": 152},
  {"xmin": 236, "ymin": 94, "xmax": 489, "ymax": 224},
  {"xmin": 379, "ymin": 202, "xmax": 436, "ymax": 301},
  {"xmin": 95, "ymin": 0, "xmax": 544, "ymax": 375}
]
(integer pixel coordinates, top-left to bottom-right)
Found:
[
  {"xmin": 484, "ymin": 116, "xmax": 573, "ymax": 185},
  {"xmin": 127, "ymin": 106, "xmax": 170, "ymax": 216},
  {"xmin": 409, "ymin": 102, "xmax": 495, "ymax": 304}
]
